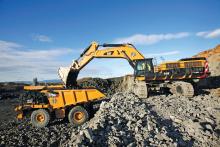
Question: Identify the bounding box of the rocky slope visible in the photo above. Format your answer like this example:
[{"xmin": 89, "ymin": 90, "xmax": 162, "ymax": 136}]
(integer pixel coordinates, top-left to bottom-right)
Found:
[
  {"xmin": 193, "ymin": 44, "xmax": 220, "ymax": 77},
  {"xmin": 0, "ymin": 91, "xmax": 220, "ymax": 146}
]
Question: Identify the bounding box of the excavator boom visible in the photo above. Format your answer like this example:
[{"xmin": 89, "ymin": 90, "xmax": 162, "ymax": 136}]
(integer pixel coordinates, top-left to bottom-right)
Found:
[{"xmin": 58, "ymin": 42, "xmax": 145, "ymax": 88}]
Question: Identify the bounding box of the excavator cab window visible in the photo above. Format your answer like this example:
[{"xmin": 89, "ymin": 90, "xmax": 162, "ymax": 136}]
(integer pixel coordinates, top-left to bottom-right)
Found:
[{"xmin": 134, "ymin": 59, "xmax": 154, "ymax": 76}]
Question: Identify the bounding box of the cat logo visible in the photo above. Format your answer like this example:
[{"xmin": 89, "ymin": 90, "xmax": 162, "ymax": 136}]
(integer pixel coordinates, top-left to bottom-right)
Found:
[{"xmin": 104, "ymin": 51, "xmax": 114, "ymax": 55}]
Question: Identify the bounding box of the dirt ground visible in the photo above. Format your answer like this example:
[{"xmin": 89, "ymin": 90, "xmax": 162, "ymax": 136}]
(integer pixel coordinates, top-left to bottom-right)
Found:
[
  {"xmin": 0, "ymin": 98, "xmax": 19, "ymax": 123},
  {"xmin": 0, "ymin": 77, "xmax": 220, "ymax": 146}
]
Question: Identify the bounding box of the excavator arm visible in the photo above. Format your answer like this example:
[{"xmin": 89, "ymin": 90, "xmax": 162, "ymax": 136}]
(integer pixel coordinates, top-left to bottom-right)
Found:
[{"xmin": 58, "ymin": 41, "xmax": 145, "ymax": 88}]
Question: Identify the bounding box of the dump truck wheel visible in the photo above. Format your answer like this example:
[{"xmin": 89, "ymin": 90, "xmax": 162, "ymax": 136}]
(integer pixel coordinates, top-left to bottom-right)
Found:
[
  {"xmin": 31, "ymin": 109, "xmax": 50, "ymax": 128},
  {"xmin": 68, "ymin": 106, "xmax": 89, "ymax": 126},
  {"xmin": 169, "ymin": 81, "xmax": 194, "ymax": 98}
]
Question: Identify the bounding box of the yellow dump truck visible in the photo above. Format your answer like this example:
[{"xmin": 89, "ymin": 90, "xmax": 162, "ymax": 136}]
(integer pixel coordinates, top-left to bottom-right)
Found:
[{"xmin": 15, "ymin": 85, "xmax": 105, "ymax": 128}]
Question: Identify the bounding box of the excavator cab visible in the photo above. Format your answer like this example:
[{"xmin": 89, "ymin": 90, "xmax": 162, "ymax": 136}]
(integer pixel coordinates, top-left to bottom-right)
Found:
[{"xmin": 134, "ymin": 58, "xmax": 154, "ymax": 77}]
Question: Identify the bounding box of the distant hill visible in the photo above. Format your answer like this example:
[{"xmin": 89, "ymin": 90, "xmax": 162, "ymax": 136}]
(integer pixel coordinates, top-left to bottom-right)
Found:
[
  {"xmin": 193, "ymin": 45, "xmax": 220, "ymax": 58},
  {"xmin": 42, "ymin": 79, "xmax": 61, "ymax": 83},
  {"xmin": 0, "ymin": 79, "xmax": 61, "ymax": 84},
  {"xmin": 0, "ymin": 81, "xmax": 32, "ymax": 84},
  {"xmin": 193, "ymin": 44, "xmax": 220, "ymax": 76}
]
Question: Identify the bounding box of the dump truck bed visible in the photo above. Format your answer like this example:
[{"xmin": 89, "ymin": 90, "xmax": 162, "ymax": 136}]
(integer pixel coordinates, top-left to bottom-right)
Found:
[
  {"xmin": 16, "ymin": 86, "xmax": 105, "ymax": 113},
  {"xmin": 48, "ymin": 89, "xmax": 105, "ymax": 109}
]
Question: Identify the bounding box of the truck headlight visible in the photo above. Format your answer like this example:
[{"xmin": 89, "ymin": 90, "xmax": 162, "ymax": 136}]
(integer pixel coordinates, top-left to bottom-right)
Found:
[{"xmin": 27, "ymin": 99, "xmax": 33, "ymax": 103}]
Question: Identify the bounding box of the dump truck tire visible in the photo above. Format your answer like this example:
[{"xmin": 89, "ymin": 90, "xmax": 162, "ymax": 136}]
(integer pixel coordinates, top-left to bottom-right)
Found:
[
  {"xmin": 169, "ymin": 81, "xmax": 194, "ymax": 98},
  {"xmin": 31, "ymin": 109, "xmax": 50, "ymax": 128},
  {"xmin": 68, "ymin": 106, "xmax": 89, "ymax": 126}
]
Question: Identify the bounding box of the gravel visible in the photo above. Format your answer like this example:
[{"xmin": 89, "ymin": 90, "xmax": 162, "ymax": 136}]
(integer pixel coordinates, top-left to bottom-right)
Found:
[
  {"xmin": 0, "ymin": 119, "xmax": 74, "ymax": 146},
  {"xmin": 0, "ymin": 78, "xmax": 220, "ymax": 146},
  {"xmin": 63, "ymin": 92, "xmax": 220, "ymax": 146},
  {"xmin": 143, "ymin": 93, "xmax": 220, "ymax": 146}
]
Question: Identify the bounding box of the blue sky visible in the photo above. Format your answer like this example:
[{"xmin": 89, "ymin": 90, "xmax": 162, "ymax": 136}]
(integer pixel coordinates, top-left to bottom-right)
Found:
[{"xmin": 0, "ymin": 0, "xmax": 220, "ymax": 81}]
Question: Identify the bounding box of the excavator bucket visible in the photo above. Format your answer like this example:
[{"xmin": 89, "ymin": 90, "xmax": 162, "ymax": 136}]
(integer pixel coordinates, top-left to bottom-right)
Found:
[{"xmin": 58, "ymin": 67, "xmax": 79, "ymax": 88}]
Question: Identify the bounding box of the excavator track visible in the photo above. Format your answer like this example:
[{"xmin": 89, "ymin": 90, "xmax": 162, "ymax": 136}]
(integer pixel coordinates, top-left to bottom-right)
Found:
[{"xmin": 169, "ymin": 81, "xmax": 194, "ymax": 98}]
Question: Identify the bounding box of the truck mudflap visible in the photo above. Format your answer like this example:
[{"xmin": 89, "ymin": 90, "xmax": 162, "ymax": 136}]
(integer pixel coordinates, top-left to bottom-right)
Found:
[
  {"xmin": 16, "ymin": 112, "xmax": 24, "ymax": 120},
  {"xmin": 15, "ymin": 106, "xmax": 24, "ymax": 120}
]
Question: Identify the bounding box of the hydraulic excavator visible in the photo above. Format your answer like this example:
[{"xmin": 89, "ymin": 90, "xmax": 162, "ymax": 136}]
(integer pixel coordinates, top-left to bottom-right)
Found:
[
  {"xmin": 58, "ymin": 41, "xmax": 210, "ymax": 98},
  {"xmin": 15, "ymin": 41, "xmax": 210, "ymax": 128}
]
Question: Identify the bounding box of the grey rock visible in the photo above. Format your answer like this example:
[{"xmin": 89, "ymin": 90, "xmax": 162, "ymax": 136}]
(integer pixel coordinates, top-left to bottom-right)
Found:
[
  {"xmin": 127, "ymin": 142, "xmax": 136, "ymax": 147},
  {"xmin": 83, "ymin": 128, "xmax": 94, "ymax": 143},
  {"xmin": 205, "ymin": 124, "xmax": 213, "ymax": 131},
  {"xmin": 205, "ymin": 117, "xmax": 215, "ymax": 125}
]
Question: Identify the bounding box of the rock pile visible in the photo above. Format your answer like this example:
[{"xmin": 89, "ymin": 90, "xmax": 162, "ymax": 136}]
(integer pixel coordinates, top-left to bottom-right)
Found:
[
  {"xmin": 144, "ymin": 94, "xmax": 220, "ymax": 146},
  {"xmin": 65, "ymin": 92, "xmax": 192, "ymax": 146},
  {"xmin": 0, "ymin": 92, "xmax": 220, "ymax": 146},
  {"xmin": 77, "ymin": 77, "xmax": 123, "ymax": 96}
]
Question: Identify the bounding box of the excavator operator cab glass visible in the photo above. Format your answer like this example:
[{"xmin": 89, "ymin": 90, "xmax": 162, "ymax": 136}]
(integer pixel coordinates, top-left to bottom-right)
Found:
[{"xmin": 134, "ymin": 59, "xmax": 154, "ymax": 77}]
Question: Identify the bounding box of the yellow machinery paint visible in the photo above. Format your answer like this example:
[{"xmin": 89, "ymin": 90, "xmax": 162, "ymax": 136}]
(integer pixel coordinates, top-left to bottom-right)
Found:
[
  {"xmin": 15, "ymin": 85, "xmax": 105, "ymax": 127},
  {"xmin": 15, "ymin": 41, "xmax": 210, "ymax": 127},
  {"xmin": 47, "ymin": 89, "xmax": 105, "ymax": 109},
  {"xmin": 155, "ymin": 59, "xmax": 206, "ymax": 72}
]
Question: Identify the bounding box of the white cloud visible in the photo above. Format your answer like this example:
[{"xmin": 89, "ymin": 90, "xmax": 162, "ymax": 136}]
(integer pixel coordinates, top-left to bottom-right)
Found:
[
  {"xmin": 0, "ymin": 40, "xmax": 131, "ymax": 82},
  {"xmin": 0, "ymin": 40, "xmax": 73, "ymax": 82},
  {"xmin": 114, "ymin": 32, "xmax": 190, "ymax": 45},
  {"xmin": 196, "ymin": 28, "xmax": 220, "ymax": 38},
  {"xmin": 145, "ymin": 50, "xmax": 180, "ymax": 57},
  {"xmin": 0, "ymin": 40, "xmax": 22, "ymax": 50},
  {"xmin": 32, "ymin": 34, "xmax": 53, "ymax": 42},
  {"xmin": 196, "ymin": 31, "xmax": 208, "ymax": 37}
]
